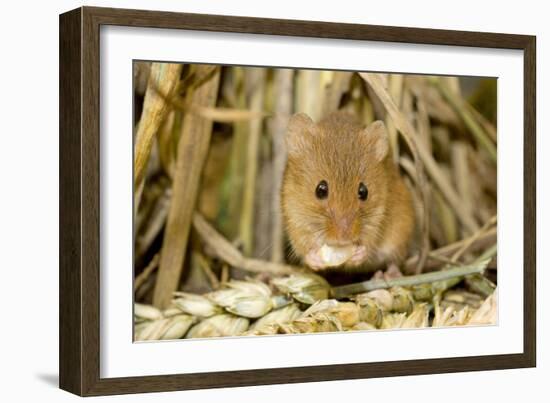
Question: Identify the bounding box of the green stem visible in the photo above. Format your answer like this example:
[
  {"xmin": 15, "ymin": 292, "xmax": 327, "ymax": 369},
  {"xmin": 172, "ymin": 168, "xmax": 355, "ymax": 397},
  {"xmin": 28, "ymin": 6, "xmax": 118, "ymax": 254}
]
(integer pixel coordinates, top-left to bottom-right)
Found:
[{"xmin": 332, "ymin": 257, "xmax": 493, "ymax": 299}]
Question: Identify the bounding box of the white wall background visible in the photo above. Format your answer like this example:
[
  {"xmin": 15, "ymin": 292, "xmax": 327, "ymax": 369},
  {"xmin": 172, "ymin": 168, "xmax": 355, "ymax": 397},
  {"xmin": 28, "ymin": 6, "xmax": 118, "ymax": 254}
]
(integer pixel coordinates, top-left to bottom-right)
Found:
[{"xmin": 0, "ymin": 0, "xmax": 545, "ymax": 402}]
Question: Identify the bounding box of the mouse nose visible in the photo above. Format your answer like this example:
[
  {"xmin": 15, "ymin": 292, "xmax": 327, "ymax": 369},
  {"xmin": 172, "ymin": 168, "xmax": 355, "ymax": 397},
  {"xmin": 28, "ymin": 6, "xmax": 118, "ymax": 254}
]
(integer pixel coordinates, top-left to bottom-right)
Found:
[{"xmin": 327, "ymin": 213, "xmax": 357, "ymax": 246}]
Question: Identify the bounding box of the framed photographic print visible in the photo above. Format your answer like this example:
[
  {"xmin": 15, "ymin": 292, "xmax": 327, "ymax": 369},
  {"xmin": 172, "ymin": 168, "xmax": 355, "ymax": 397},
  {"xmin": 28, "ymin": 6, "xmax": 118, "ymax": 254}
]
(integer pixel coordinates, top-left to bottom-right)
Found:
[{"xmin": 59, "ymin": 6, "xmax": 536, "ymax": 396}]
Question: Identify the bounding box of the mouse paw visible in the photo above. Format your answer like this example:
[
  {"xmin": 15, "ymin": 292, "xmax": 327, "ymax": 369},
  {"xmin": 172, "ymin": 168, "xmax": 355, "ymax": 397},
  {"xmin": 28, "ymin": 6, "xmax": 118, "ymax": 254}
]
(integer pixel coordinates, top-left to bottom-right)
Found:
[
  {"xmin": 304, "ymin": 250, "xmax": 328, "ymax": 270},
  {"xmin": 385, "ymin": 262, "xmax": 403, "ymax": 279},
  {"xmin": 347, "ymin": 245, "xmax": 368, "ymax": 266},
  {"xmin": 373, "ymin": 262, "xmax": 403, "ymax": 281}
]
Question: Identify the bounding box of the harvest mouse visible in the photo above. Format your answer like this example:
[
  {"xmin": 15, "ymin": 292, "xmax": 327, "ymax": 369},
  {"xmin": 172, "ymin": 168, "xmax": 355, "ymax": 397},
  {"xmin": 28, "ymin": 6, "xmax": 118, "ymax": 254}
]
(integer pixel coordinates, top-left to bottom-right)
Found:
[{"xmin": 281, "ymin": 112, "xmax": 415, "ymax": 271}]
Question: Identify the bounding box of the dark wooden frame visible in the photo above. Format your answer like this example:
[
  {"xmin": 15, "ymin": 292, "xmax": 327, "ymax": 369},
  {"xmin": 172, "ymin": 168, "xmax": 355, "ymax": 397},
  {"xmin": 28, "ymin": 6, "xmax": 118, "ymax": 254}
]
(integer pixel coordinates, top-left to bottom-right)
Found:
[{"xmin": 59, "ymin": 6, "xmax": 536, "ymax": 396}]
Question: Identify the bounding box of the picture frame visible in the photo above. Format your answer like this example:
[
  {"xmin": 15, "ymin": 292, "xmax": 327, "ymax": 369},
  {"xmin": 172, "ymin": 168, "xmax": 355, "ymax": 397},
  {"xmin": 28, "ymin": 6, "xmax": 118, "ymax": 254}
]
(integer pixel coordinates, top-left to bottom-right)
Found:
[{"xmin": 59, "ymin": 6, "xmax": 536, "ymax": 396}]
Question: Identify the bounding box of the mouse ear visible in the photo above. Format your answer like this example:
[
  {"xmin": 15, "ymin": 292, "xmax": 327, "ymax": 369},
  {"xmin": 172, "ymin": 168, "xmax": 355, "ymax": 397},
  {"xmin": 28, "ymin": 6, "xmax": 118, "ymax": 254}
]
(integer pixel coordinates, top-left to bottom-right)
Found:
[
  {"xmin": 365, "ymin": 120, "xmax": 389, "ymax": 162},
  {"xmin": 285, "ymin": 113, "xmax": 315, "ymax": 156}
]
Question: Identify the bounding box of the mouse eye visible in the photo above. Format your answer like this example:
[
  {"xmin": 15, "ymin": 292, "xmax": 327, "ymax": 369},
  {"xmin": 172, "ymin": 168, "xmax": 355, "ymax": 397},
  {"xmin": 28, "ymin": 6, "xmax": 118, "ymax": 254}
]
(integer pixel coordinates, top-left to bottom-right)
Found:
[
  {"xmin": 358, "ymin": 182, "xmax": 368, "ymax": 201},
  {"xmin": 315, "ymin": 180, "xmax": 329, "ymax": 200}
]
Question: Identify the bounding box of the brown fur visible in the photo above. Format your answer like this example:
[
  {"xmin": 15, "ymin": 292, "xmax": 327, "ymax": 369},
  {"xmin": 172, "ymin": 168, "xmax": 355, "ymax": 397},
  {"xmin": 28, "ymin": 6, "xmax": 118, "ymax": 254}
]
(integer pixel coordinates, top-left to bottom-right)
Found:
[{"xmin": 281, "ymin": 111, "xmax": 415, "ymax": 270}]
